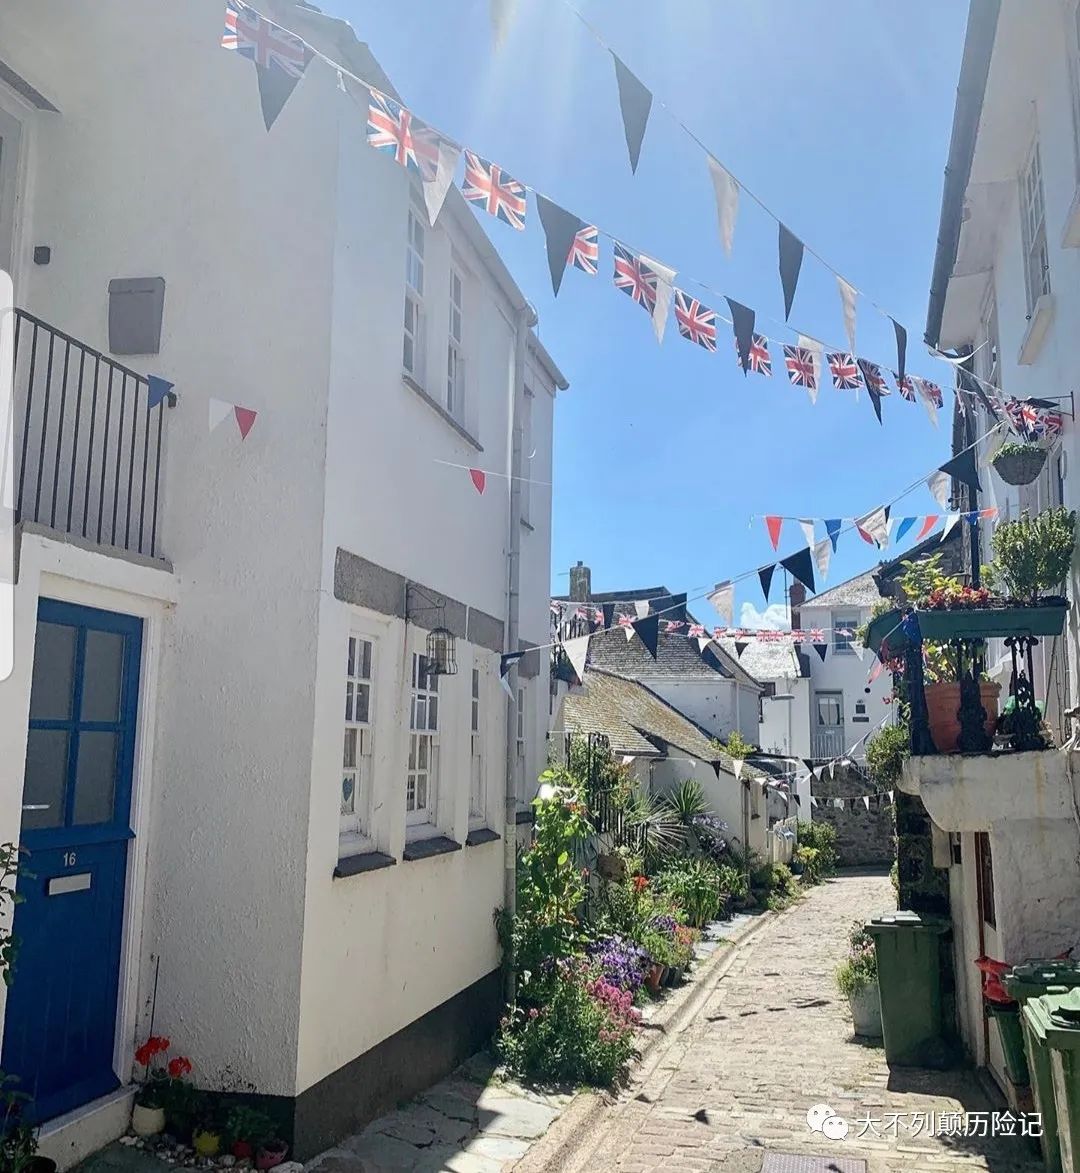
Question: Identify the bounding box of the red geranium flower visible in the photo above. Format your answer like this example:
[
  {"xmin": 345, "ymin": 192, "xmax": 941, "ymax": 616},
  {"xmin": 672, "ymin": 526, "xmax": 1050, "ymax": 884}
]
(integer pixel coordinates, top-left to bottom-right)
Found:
[
  {"xmin": 135, "ymin": 1043, "xmax": 155, "ymax": 1067},
  {"xmin": 633, "ymin": 875, "xmax": 648, "ymax": 893},
  {"xmin": 167, "ymin": 1056, "xmax": 192, "ymax": 1079}
]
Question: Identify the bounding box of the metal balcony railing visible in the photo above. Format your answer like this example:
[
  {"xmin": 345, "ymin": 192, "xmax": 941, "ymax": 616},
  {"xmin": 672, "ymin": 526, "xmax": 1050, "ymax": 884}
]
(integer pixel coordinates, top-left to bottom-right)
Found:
[
  {"xmin": 13, "ymin": 310, "xmax": 170, "ymax": 558},
  {"xmin": 811, "ymin": 727, "xmax": 847, "ymax": 761}
]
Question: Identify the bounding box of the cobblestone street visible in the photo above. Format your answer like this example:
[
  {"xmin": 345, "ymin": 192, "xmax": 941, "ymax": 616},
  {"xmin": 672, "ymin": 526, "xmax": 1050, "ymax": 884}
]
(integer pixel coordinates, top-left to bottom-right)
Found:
[{"xmin": 548, "ymin": 871, "xmax": 1043, "ymax": 1173}]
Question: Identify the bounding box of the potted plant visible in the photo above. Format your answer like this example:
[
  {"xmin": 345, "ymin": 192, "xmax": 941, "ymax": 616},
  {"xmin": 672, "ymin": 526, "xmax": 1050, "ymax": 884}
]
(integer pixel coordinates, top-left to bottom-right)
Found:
[
  {"xmin": 191, "ymin": 1099, "xmax": 223, "ymax": 1158},
  {"xmin": 256, "ymin": 1137, "xmax": 289, "ymax": 1170},
  {"xmin": 225, "ymin": 1105, "xmax": 276, "ymax": 1160},
  {"xmin": 132, "ymin": 1037, "xmax": 193, "ymax": 1138},
  {"xmin": 991, "ymin": 441, "xmax": 1048, "ymax": 486},
  {"xmin": 0, "ymin": 1075, "xmax": 55, "ymax": 1173},
  {"xmin": 836, "ymin": 924, "xmax": 881, "ymax": 1039},
  {"xmin": 983, "ymin": 507, "xmax": 1076, "ymax": 608}
]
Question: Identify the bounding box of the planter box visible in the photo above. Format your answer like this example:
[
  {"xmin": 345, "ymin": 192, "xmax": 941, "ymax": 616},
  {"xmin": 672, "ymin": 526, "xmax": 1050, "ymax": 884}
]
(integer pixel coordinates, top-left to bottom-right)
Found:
[{"xmin": 864, "ymin": 602, "xmax": 1067, "ymax": 656}]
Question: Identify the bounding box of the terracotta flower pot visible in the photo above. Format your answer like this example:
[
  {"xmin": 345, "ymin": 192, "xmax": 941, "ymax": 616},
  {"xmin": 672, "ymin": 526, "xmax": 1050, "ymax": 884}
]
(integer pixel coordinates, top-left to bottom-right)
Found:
[
  {"xmin": 131, "ymin": 1104, "xmax": 166, "ymax": 1137},
  {"xmin": 925, "ymin": 681, "xmax": 1001, "ymax": 754},
  {"xmin": 232, "ymin": 1141, "xmax": 254, "ymax": 1160},
  {"xmin": 256, "ymin": 1142, "xmax": 289, "ymax": 1170},
  {"xmin": 645, "ymin": 964, "xmax": 663, "ymax": 995}
]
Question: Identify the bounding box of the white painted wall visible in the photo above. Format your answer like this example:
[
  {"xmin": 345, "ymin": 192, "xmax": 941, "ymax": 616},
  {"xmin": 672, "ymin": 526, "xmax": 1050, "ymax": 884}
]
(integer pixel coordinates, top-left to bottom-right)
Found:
[
  {"xmin": 639, "ymin": 676, "xmax": 759, "ymax": 746},
  {"xmin": 758, "ymin": 677, "xmax": 812, "ymax": 759},
  {"xmin": 648, "ymin": 758, "xmax": 766, "ymax": 859}
]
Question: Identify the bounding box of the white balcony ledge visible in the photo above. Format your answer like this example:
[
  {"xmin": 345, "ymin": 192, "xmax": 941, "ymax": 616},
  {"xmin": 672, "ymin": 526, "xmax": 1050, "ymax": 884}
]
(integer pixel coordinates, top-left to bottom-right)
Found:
[{"xmin": 900, "ymin": 748, "xmax": 1080, "ymax": 833}]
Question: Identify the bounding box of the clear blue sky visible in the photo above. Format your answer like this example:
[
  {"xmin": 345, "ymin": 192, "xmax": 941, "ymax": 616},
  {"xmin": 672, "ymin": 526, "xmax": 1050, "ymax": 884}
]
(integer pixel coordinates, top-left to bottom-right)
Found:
[{"xmin": 322, "ymin": 0, "xmax": 969, "ymax": 626}]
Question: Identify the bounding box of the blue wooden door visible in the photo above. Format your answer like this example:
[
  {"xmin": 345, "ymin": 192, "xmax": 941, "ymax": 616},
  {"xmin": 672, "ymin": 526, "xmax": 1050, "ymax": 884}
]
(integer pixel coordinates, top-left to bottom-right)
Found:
[{"xmin": 3, "ymin": 600, "xmax": 142, "ymax": 1124}]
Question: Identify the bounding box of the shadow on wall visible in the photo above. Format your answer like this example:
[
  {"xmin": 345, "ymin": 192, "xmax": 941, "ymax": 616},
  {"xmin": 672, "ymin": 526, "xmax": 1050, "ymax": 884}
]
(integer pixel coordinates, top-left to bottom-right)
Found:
[{"xmin": 811, "ymin": 765, "xmax": 896, "ymax": 867}]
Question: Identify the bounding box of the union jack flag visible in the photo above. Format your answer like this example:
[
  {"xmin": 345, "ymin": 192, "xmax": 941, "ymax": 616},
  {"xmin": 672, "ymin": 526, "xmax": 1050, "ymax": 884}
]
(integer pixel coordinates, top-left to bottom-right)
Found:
[
  {"xmin": 366, "ymin": 89, "xmax": 439, "ymax": 177},
  {"xmin": 917, "ymin": 378, "xmax": 944, "ymax": 408},
  {"xmin": 613, "ymin": 243, "xmax": 659, "ymax": 313},
  {"xmin": 664, "ymin": 620, "xmax": 685, "ymax": 633},
  {"xmin": 461, "ymin": 151, "xmax": 527, "ymax": 230},
  {"xmin": 687, "ymin": 624, "xmax": 706, "ymax": 638},
  {"xmin": 617, "ymin": 613, "xmax": 635, "ymax": 628},
  {"xmin": 568, "ymin": 225, "xmax": 599, "ymax": 275},
  {"xmin": 827, "ymin": 352, "xmax": 861, "ymax": 390},
  {"xmin": 894, "ymin": 372, "xmax": 916, "ymax": 401},
  {"xmin": 783, "ymin": 345, "xmax": 817, "ymax": 389},
  {"xmin": 673, "ymin": 290, "xmax": 717, "ymax": 351},
  {"xmin": 859, "ymin": 359, "xmax": 890, "ymax": 395},
  {"xmin": 739, "ymin": 333, "xmax": 771, "ymax": 376},
  {"xmin": 1020, "ymin": 402, "xmax": 1064, "ymax": 438},
  {"xmin": 222, "ymin": 2, "xmax": 309, "ymax": 76}
]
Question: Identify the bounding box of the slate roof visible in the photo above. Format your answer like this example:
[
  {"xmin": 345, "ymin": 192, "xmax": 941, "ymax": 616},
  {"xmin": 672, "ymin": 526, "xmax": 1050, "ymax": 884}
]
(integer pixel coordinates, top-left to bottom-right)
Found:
[
  {"xmin": 562, "ymin": 669, "xmax": 765, "ymax": 782},
  {"xmin": 800, "ymin": 569, "xmax": 882, "ymax": 610},
  {"xmin": 716, "ymin": 638, "xmax": 810, "ymax": 682}
]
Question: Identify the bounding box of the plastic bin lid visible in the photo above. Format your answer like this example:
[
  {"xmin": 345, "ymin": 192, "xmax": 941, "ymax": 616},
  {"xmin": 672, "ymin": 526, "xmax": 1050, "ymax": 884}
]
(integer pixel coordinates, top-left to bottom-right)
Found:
[
  {"xmin": 1004, "ymin": 960, "xmax": 1080, "ymax": 999},
  {"xmin": 867, "ymin": 910, "xmax": 951, "ymax": 932},
  {"xmin": 1029, "ymin": 989, "xmax": 1080, "ymax": 1049}
]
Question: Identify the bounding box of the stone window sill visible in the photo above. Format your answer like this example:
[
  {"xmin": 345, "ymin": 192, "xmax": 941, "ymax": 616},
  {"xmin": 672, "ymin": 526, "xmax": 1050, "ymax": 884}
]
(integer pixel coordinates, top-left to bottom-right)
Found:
[
  {"xmin": 333, "ymin": 851, "xmax": 396, "ymax": 879},
  {"xmin": 465, "ymin": 827, "xmax": 500, "ymax": 848},
  {"xmin": 1018, "ymin": 293, "xmax": 1054, "ymax": 366},
  {"xmin": 402, "ymin": 835, "xmax": 462, "ymax": 862},
  {"xmin": 403, "ymin": 373, "xmax": 482, "ymax": 451}
]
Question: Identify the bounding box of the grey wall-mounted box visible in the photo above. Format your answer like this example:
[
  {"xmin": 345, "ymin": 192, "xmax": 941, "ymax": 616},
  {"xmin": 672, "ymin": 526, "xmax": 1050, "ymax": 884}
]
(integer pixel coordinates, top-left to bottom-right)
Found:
[{"xmin": 108, "ymin": 276, "xmax": 165, "ymax": 355}]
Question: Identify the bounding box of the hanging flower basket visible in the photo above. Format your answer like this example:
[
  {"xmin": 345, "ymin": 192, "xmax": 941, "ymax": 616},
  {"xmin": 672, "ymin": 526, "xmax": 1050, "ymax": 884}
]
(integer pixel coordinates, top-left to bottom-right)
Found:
[{"xmin": 991, "ymin": 443, "xmax": 1048, "ymax": 486}]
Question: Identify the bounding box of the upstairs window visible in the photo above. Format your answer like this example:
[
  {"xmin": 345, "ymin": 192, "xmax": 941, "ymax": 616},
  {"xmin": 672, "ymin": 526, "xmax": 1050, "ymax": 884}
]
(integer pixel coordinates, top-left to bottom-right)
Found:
[
  {"xmin": 470, "ymin": 666, "xmax": 484, "ymax": 822},
  {"xmin": 832, "ymin": 613, "xmax": 858, "ymax": 654},
  {"xmin": 1020, "ymin": 139, "xmax": 1050, "ymax": 314},
  {"xmin": 341, "ymin": 634, "xmax": 375, "ymax": 847},
  {"xmin": 403, "ymin": 206, "xmax": 426, "ymax": 381},
  {"xmin": 407, "ymin": 652, "xmax": 439, "ymax": 827},
  {"xmin": 447, "ymin": 267, "xmax": 465, "ymax": 420}
]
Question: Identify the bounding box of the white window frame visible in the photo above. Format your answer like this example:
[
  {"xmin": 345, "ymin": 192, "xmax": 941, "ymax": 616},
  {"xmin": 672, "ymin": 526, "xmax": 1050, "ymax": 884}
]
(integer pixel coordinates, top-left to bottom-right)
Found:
[
  {"xmin": 1020, "ymin": 137, "xmax": 1051, "ymax": 315},
  {"xmin": 516, "ymin": 684, "xmax": 526, "ymax": 756},
  {"xmin": 832, "ymin": 612, "xmax": 859, "ymax": 655},
  {"xmin": 340, "ymin": 631, "xmax": 376, "ymax": 855},
  {"xmin": 815, "ymin": 692, "xmax": 844, "ymax": 729},
  {"xmin": 446, "ymin": 264, "xmax": 466, "ymax": 422},
  {"xmin": 1068, "ymin": 0, "xmax": 1080, "ymax": 182},
  {"xmin": 469, "ymin": 664, "xmax": 485, "ymax": 825},
  {"xmin": 403, "ymin": 203, "xmax": 426, "ymax": 383},
  {"xmin": 978, "ymin": 284, "xmax": 1000, "ymax": 394},
  {"xmin": 519, "ymin": 385, "xmax": 534, "ymax": 527},
  {"xmin": 407, "ymin": 651, "xmax": 439, "ymax": 830}
]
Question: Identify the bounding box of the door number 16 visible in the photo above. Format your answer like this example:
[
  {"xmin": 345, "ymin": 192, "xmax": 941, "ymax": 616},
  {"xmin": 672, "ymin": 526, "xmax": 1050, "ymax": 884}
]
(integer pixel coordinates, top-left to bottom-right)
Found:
[{"xmin": 63, "ymin": 852, "xmax": 77, "ymax": 867}]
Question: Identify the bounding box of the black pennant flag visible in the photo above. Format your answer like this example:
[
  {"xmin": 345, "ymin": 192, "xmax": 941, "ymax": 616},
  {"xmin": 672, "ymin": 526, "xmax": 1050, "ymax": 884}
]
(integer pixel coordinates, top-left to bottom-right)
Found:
[
  {"xmin": 734, "ymin": 640, "xmax": 749, "ymax": 659},
  {"xmin": 536, "ymin": 195, "xmax": 587, "ymax": 297},
  {"xmin": 602, "ymin": 603, "xmax": 616, "ymax": 630},
  {"xmin": 892, "ymin": 319, "xmax": 908, "ymax": 390},
  {"xmin": 813, "ymin": 642, "xmax": 828, "ymax": 663},
  {"xmin": 727, "ymin": 298, "xmax": 756, "ymax": 375},
  {"xmin": 801, "ymin": 758, "xmax": 815, "ymax": 772},
  {"xmin": 857, "ymin": 358, "xmax": 885, "ymax": 425},
  {"xmin": 939, "ymin": 447, "xmax": 982, "ymax": 494},
  {"xmin": 780, "ymin": 547, "xmax": 816, "ymax": 594},
  {"xmin": 711, "ymin": 760, "xmax": 723, "ymax": 779},
  {"xmin": 778, "ymin": 225, "xmax": 804, "ymax": 321},
  {"xmin": 792, "ymin": 793, "xmax": 802, "ymax": 807},
  {"xmin": 255, "ymin": 52, "xmax": 314, "ymax": 131},
  {"xmin": 500, "ymin": 651, "xmax": 524, "ymax": 678},
  {"xmin": 612, "ymin": 54, "xmax": 652, "ymax": 173},
  {"xmin": 632, "ymin": 613, "xmax": 660, "ymax": 658},
  {"xmin": 758, "ymin": 563, "xmax": 775, "ymax": 602}
]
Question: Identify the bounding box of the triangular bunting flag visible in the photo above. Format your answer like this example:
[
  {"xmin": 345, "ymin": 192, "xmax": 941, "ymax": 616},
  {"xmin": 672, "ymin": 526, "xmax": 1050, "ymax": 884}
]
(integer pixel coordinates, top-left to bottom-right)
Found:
[
  {"xmin": 780, "ymin": 547, "xmax": 815, "ymax": 594},
  {"xmin": 796, "ymin": 335, "xmax": 823, "ymax": 406},
  {"xmin": 536, "ymin": 195, "xmax": 587, "ymax": 297},
  {"xmin": 837, "ymin": 276, "xmax": 858, "ymax": 353},
  {"xmin": 423, "ymin": 137, "xmax": 462, "ymax": 227},
  {"xmin": 500, "ymin": 651, "xmax": 524, "ymax": 690},
  {"xmin": 733, "ymin": 759, "xmax": 745, "ymax": 780},
  {"xmin": 812, "ymin": 537, "xmax": 832, "ymax": 583},
  {"xmin": 856, "ymin": 505, "xmax": 890, "ymax": 549},
  {"xmin": 894, "ymin": 516, "xmax": 917, "ymax": 544},
  {"xmin": 563, "ymin": 634, "xmax": 590, "ymax": 683},
  {"xmin": 778, "ymin": 224, "xmax": 804, "ymax": 320},
  {"xmin": 810, "ymin": 795, "xmax": 818, "ymax": 809},
  {"xmin": 942, "ymin": 513, "xmax": 962, "ymax": 541},
  {"xmin": 469, "ymin": 468, "xmax": 486, "ymax": 495},
  {"xmin": 825, "ymin": 518, "xmax": 842, "ymax": 552},
  {"xmin": 913, "ymin": 377, "xmax": 941, "ymax": 427},
  {"xmin": 892, "ymin": 318, "xmax": 908, "ymax": 390},
  {"xmin": 696, "ymin": 636, "xmax": 713, "ymax": 654},
  {"xmin": 707, "ymin": 581, "xmax": 734, "ymax": 626},
  {"xmin": 939, "ymin": 448, "xmax": 982, "ymax": 494},
  {"xmin": 611, "ymin": 53, "xmax": 652, "ymax": 173},
  {"xmin": 765, "ymin": 516, "xmax": 784, "ymax": 550},
  {"xmin": 792, "ymin": 794, "xmax": 801, "ymax": 807},
  {"xmin": 209, "ymin": 397, "xmax": 233, "ymax": 433},
  {"xmin": 927, "ymin": 470, "xmax": 951, "ymax": 510},
  {"xmin": 624, "ymin": 624, "xmax": 636, "ymax": 642},
  {"xmin": 862, "ymin": 795, "xmax": 871, "ymax": 810},
  {"xmin": 758, "ymin": 563, "xmax": 775, "ymax": 602},
  {"xmin": 234, "ymin": 406, "xmax": 257, "ymax": 440},
  {"xmin": 632, "ymin": 613, "xmax": 660, "ymax": 657},
  {"xmin": 734, "ymin": 640, "xmax": 749, "ymax": 659},
  {"xmin": 888, "ymin": 790, "xmax": 895, "ymax": 804},
  {"xmin": 147, "ymin": 376, "xmax": 174, "ymax": 410},
  {"xmin": 601, "ymin": 603, "xmax": 616, "ymax": 630},
  {"xmin": 799, "ymin": 519, "xmax": 816, "ymax": 549},
  {"xmin": 707, "ymin": 156, "xmax": 739, "ymax": 256},
  {"xmin": 221, "ymin": 4, "xmax": 315, "ymax": 131},
  {"xmin": 813, "ymin": 643, "xmax": 828, "ymax": 663},
  {"xmin": 726, "ymin": 298, "xmax": 756, "ymax": 374},
  {"xmin": 633, "ymin": 599, "xmax": 651, "ymax": 619},
  {"xmin": 500, "ymin": 672, "xmax": 514, "ymax": 699},
  {"xmin": 916, "ymin": 515, "xmax": 940, "ymax": 541}
]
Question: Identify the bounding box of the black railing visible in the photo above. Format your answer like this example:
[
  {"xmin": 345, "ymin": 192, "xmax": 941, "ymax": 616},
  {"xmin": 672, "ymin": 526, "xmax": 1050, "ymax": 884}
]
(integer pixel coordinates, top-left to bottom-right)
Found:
[
  {"xmin": 565, "ymin": 732, "xmax": 649, "ymax": 854},
  {"xmin": 13, "ymin": 310, "xmax": 170, "ymax": 558}
]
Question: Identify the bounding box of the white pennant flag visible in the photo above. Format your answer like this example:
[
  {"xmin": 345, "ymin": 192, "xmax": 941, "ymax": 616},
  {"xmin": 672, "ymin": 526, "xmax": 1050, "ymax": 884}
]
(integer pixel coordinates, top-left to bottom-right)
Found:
[
  {"xmin": 810, "ymin": 795, "xmax": 818, "ymax": 808},
  {"xmin": 799, "ymin": 519, "xmax": 816, "ymax": 549},
  {"xmin": 733, "ymin": 759, "xmax": 744, "ymax": 780},
  {"xmin": 828, "ymin": 760, "xmax": 837, "ymax": 779},
  {"xmin": 888, "ymin": 790, "xmax": 895, "ymax": 803},
  {"xmin": 831, "ymin": 797, "xmax": 844, "ymax": 809},
  {"xmin": 624, "ymin": 624, "xmax": 636, "ymax": 642},
  {"xmin": 942, "ymin": 512, "xmax": 962, "ymax": 541},
  {"xmin": 208, "ymin": 397, "xmax": 233, "ymax": 432},
  {"xmin": 707, "ymin": 156, "xmax": 739, "ymax": 257},
  {"xmin": 863, "ymin": 795, "xmax": 871, "ymax": 810},
  {"xmin": 812, "ymin": 537, "xmax": 832, "ymax": 583},
  {"xmin": 707, "ymin": 581, "xmax": 734, "ymax": 626},
  {"xmin": 856, "ymin": 505, "xmax": 890, "ymax": 549},
  {"xmin": 621, "ymin": 755, "xmax": 635, "ymax": 765},
  {"xmin": 696, "ymin": 636, "xmax": 712, "ymax": 654},
  {"xmin": 563, "ymin": 634, "xmax": 590, "ymax": 683},
  {"xmin": 927, "ymin": 469, "xmax": 951, "ymax": 510},
  {"xmin": 634, "ymin": 599, "xmax": 651, "ymax": 619},
  {"xmin": 797, "ymin": 334, "xmax": 824, "ymax": 405},
  {"xmin": 645, "ymin": 254, "xmax": 676, "ymax": 344},
  {"xmin": 500, "ymin": 672, "xmax": 515, "ymax": 700},
  {"xmin": 914, "ymin": 377, "xmax": 940, "ymax": 428},
  {"xmin": 837, "ymin": 276, "xmax": 858, "ymax": 354},
  {"xmin": 423, "ymin": 139, "xmax": 462, "ymax": 227}
]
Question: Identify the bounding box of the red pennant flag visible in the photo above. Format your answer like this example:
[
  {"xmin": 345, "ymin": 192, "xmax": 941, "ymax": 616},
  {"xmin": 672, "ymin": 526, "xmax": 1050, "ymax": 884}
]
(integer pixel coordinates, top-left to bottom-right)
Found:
[
  {"xmin": 469, "ymin": 468, "xmax": 486, "ymax": 495},
  {"xmin": 916, "ymin": 515, "xmax": 939, "ymax": 540},
  {"xmin": 234, "ymin": 406, "xmax": 257, "ymax": 440},
  {"xmin": 979, "ymin": 507, "xmax": 998, "ymax": 521},
  {"xmin": 856, "ymin": 524, "xmax": 875, "ymax": 545},
  {"xmin": 765, "ymin": 515, "xmax": 783, "ymax": 550}
]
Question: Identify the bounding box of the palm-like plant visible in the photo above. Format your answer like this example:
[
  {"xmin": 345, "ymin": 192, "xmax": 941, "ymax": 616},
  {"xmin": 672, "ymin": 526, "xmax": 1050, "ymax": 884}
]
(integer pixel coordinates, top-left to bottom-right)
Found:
[{"xmin": 664, "ymin": 779, "xmax": 709, "ymax": 826}]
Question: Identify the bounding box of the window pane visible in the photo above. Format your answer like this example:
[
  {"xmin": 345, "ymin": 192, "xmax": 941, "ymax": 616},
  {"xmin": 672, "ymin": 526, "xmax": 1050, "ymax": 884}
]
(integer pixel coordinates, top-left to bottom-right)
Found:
[
  {"xmin": 343, "ymin": 728, "xmax": 357, "ymax": 769},
  {"xmin": 73, "ymin": 730, "xmax": 118, "ymax": 825},
  {"xmin": 348, "ymin": 637, "xmax": 356, "ymax": 677},
  {"xmin": 427, "ymin": 696, "xmax": 438, "ymax": 730},
  {"xmin": 81, "ymin": 629, "xmax": 125, "ymax": 722},
  {"xmin": 23, "ymin": 729, "xmax": 69, "ymax": 831},
  {"xmin": 341, "ymin": 774, "xmax": 355, "ymax": 816},
  {"xmin": 407, "ymin": 774, "xmax": 416, "ymax": 811},
  {"xmin": 416, "ymin": 775, "xmax": 428, "ymax": 811},
  {"xmin": 360, "ymin": 640, "xmax": 372, "ymax": 679},
  {"xmin": 345, "ymin": 681, "xmax": 354, "ymax": 722},
  {"xmin": 30, "ymin": 622, "xmax": 76, "ymax": 721},
  {"xmin": 354, "ymin": 682, "xmax": 370, "ymax": 725}
]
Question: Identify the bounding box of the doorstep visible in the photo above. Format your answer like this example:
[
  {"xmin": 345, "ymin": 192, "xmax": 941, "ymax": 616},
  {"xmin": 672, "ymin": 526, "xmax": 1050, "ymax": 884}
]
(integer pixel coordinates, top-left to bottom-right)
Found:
[{"xmin": 41, "ymin": 1086, "xmax": 135, "ymax": 1172}]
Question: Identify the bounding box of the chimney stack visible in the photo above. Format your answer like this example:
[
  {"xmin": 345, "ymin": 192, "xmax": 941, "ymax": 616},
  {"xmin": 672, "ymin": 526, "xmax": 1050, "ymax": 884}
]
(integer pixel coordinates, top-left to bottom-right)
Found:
[
  {"xmin": 789, "ymin": 581, "xmax": 806, "ymax": 630},
  {"xmin": 569, "ymin": 561, "xmax": 592, "ymax": 602}
]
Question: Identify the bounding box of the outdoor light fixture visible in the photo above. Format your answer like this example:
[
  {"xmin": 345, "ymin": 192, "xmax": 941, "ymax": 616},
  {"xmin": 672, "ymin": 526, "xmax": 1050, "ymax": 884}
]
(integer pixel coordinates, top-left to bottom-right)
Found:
[{"xmin": 405, "ymin": 583, "xmax": 458, "ymax": 676}]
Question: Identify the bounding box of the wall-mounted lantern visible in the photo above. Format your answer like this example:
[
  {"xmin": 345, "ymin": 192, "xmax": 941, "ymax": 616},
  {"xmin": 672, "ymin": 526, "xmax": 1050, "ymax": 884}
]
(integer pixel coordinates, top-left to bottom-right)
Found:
[{"xmin": 405, "ymin": 583, "xmax": 458, "ymax": 676}]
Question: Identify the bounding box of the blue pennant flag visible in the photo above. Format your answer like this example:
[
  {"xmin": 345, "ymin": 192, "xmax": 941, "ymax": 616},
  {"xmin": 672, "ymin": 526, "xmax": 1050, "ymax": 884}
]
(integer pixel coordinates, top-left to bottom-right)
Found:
[
  {"xmin": 825, "ymin": 519, "xmax": 842, "ymax": 552},
  {"xmin": 895, "ymin": 516, "xmax": 917, "ymax": 544},
  {"xmin": 147, "ymin": 376, "xmax": 174, "ymax": 410}
]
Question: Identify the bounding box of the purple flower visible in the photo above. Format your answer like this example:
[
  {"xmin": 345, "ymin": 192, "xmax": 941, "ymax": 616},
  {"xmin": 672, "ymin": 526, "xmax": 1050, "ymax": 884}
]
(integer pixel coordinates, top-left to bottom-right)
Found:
[
  {"xmin": 587, "ymin": 934, "xmax": 650, "ymax": 993},
  {"xmin": 648, "ymin": 915, "xmax": 678, "ymax": 938}
]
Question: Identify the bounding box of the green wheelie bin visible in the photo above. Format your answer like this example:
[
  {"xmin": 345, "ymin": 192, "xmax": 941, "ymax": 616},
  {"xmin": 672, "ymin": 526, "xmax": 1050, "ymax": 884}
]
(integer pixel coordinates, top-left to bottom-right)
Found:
[
  {"xmin": 1036, "ymin": 988, "xmax": 1080, "ymax": 1173},
  {"xmin": 1004, "ymin": 961, "xmax": 1080, "ymax": 1102},
  {"xmin": 865, "ymin": 911, "xmax": 953, "ymax": 1068},
  {"xmin": 1024, "ymin": 987, "xmax": 1079, "ymax": 1173}
]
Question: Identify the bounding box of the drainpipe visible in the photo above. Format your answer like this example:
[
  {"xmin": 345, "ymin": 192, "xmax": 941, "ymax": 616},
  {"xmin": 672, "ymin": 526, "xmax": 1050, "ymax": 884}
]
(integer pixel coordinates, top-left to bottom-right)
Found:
[{"xmin": 503, "ymin": 304, "xmax": 532, "ymax": 1006}]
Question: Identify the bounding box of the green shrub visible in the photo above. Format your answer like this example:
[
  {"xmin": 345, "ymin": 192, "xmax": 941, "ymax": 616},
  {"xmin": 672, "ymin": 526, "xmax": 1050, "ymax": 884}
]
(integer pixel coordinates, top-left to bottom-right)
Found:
[
  {"xmin": 716, "ymin": 863, "xmax": 748, "ymax": 908},
  {"xmin": 865, "ymin": 724, "xmax": 910, "ymax": 789},
  {"xmin": 652, "ymin": 858, "xmax": 723, "ymax": 928},
  {"xmin": 835, "ymin": 924, "xmax": 877, "ymax": 997},
  {"xmin": 984, "ymin": 507, "xmax": 1076, "ymax": 602},
  {"xmin": 764, "ymin": 864, "xmax": 800, "ymax": 911},
  {"xmin": 795, "ymin": 820, "xmax": 838, "ymax": 882}
]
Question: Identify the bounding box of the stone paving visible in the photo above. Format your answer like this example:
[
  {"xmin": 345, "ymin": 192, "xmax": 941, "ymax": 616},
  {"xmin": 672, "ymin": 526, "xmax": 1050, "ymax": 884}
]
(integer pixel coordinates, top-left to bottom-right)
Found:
[{"xmin": 564, "ymin": 871, "xmax": 1043, "ymax": 1173}]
